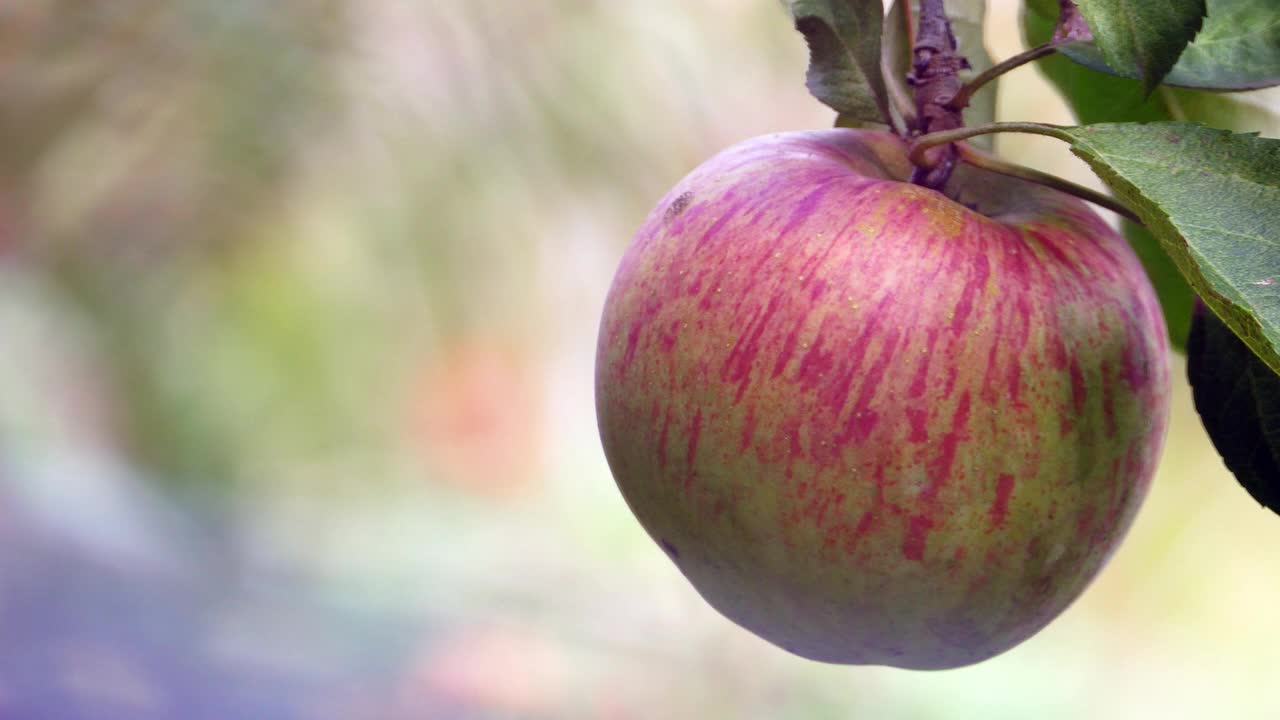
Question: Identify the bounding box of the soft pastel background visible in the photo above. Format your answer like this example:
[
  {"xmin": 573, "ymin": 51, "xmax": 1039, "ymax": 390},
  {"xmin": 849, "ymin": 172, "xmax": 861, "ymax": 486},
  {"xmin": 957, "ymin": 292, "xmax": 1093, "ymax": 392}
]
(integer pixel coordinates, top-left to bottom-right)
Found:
[{"xmin": 3, "ymin": 1, "xmax": 1280, "ymax": 718}]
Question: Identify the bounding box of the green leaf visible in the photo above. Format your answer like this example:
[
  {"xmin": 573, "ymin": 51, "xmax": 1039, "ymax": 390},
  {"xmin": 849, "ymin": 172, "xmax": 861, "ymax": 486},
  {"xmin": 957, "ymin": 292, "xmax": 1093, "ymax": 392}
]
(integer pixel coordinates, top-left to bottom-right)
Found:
[
  {"xmin": 1169, "ymin": 0, "xmax": 1280, "ymax": 89},
  {"xmin": 1036, "ymin": 0, "xmax": 1280, "ymax": 90},
  {"xmin": 1187, "ymin": 301, "xmax": 1280, "ymax": 514},
  {"xmin": 1057, "ymin": 121, "xmax": 1280, "ymax": 375},
  {"xmin": 790, "ymin": 0, "xmax": 892, "ymax": 126},
  {"xmin": 1024, "ymin": 0, "xmax": 1173, "ymax": 122},
  {"xmin": 1073, "ymin": 0, "xmax": 1207, "ymax": 92}
]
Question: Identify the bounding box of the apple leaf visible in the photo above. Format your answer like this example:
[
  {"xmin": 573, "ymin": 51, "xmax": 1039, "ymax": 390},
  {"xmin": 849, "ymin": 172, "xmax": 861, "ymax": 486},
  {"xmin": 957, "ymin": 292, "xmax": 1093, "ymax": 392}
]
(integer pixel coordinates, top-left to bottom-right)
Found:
[
  {"xmin": 1024, "ymin": 0, "xmax": 1181, "ymax": 123},
  {"xmin": 1071, "ymin": 0, "xmax": 1207, "ymax": 93},
  {"xmin": 790, "ymin": 0, "xmax": 893, "ymax": 127},
  {"xmin": 1024, "ymin": 0, "xmax": 1196, "ymax": 348},
  {"xmin": 1187, "ymin": 301, "xmax": 1280, "ymax": 514},
  {"xmin": 1057, "ymin": 121, "xmax": 1280, "ymax": 376},
  {"xmin": 1033, "ymin": 0, "xmax": 1280, "ymax": 90},
  {"xmin": 1168, "ymin": 0, "xmax": 1280, "ymax": 90}
]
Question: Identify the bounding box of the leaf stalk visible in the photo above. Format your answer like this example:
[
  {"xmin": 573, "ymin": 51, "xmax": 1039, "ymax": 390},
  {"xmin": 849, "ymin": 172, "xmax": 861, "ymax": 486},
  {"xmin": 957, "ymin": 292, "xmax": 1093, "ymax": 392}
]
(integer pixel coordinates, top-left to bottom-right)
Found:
[
  {"xmin": 908, "ymin": 121, "xmax": 1072, "ymax": 166},
  {"xmin": 948, "ymin": 42, "xmax": 1061, "ymax": 112},
  {"xmin": 952, "ymin": 142, "xmax": 1142, "ymax": 224}
]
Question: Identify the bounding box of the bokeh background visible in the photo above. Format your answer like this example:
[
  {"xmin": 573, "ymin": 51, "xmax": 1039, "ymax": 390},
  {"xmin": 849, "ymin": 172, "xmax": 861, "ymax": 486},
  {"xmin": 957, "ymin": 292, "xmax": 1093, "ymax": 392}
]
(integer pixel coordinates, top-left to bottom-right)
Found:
[{"xmin": 3, "ymin": 1, "xmax": 1280, "ymax": 718}]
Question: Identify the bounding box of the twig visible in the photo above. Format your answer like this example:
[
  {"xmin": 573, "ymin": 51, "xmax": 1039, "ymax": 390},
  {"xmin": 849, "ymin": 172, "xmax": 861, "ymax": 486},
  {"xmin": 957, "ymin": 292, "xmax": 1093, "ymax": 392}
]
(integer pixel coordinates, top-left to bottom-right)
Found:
[{"xmin": 908, "ymin": 0, "xmax": 967, "ymax": 189}]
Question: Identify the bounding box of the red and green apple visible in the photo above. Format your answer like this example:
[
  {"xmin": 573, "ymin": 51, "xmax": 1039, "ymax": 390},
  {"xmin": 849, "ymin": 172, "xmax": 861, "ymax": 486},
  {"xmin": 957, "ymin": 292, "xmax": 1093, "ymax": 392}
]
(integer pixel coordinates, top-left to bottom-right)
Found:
[{"xmin": 595, "ymin": 129, "xmax": 1170, "ymax": 670}]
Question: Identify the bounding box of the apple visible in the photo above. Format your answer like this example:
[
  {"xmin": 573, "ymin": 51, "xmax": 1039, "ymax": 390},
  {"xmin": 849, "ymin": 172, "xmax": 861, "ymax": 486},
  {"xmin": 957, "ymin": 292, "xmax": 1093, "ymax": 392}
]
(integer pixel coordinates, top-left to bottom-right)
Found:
[{"xmin": 594, "ymin": 129, "xmax": 1170, "ymax": 670}]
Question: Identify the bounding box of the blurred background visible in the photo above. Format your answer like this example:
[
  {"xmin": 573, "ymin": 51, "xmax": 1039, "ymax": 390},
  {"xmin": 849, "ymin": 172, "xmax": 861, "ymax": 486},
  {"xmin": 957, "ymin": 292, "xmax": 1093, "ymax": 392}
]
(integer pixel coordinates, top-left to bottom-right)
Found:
[{"xmin": 3, "ymin": 1, "xmax": 1280, "ymax": 718}]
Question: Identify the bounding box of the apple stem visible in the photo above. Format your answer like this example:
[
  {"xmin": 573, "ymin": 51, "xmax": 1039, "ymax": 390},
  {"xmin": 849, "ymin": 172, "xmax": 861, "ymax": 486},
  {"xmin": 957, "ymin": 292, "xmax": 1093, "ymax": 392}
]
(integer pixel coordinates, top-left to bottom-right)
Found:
[
  {"xmin": 908, "ymin": 0, "xmax": 967, "ymax": 190},
  {"xmin": 953, "ymin": 143, "xmax": 1142, "ymax": 224}
]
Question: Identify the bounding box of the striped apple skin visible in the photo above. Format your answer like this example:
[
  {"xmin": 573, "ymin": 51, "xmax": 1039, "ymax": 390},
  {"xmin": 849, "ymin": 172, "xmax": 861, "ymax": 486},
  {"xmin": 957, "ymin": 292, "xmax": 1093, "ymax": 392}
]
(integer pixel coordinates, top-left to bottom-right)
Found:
[{"xmin": 594, "ymin": 129, "xmax": 1170, "ymax": 670}]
